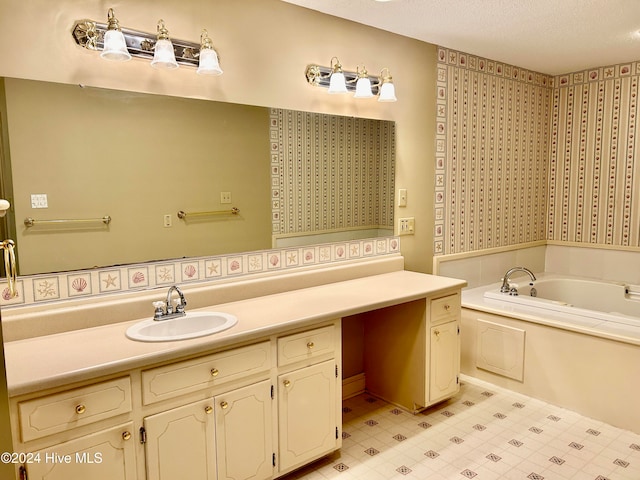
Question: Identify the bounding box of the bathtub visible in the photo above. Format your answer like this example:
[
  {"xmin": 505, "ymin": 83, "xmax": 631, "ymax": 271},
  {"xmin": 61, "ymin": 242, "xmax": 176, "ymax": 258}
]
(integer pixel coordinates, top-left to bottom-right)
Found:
[
  {"xmin": 482, "ymin": 274, "xmax": 640, "ymax": 327},
  {"xmin": 460, "ymin": 273, "xmax": 640, "ymax": 434}
]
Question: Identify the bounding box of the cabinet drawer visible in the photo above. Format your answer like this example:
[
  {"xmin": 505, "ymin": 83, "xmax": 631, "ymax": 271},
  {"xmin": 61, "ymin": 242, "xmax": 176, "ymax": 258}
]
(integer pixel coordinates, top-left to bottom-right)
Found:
[
  {"xmin": 430, "ymin": 293, "xmax": 460, "ymax": 326},
  {"xmin": 277, "ymin": 325, "xmax": 335, "ymax": 367},
  {"xmin": 142, "ymin": 341, "xmax": 271, "ymax": 405},
  {"xmin": 18, "ymin": 377, "xmax": 132, "ymax": 442}
]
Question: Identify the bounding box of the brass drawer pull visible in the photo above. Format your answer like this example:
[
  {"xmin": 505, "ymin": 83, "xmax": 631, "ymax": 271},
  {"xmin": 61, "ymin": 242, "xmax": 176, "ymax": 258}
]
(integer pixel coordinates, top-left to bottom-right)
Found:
[
  {"xmin": 122, "ymin": 431, "xmax": 131, "ymax": 441},
  {"xmin": 306, "ymin": 341, "xmax": 314, "ymax": 349},
  {"xmin": 205, "ymin": 405, "xmax": 213, "ymax": 414},
  {"xmin": 220, "ymin": 401, "xmax": 229, "ymax": 409},
  {"xmin": 210, "ymin": 368, "xmax": 219, "ymax": 377},
  {"xmin": 75, "ymin": 404, "xmax": 86, "ymax": 415},
  {"xmin": 444, "ymin": 304, "xmax": 451, "ymax": 311}
]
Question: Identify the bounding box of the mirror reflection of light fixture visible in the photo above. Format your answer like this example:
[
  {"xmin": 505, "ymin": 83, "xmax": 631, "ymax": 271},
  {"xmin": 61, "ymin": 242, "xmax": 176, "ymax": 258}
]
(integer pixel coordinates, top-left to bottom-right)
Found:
[
  {"xmin": 196, "ymin": 29, "xmax": 223, "ymax": 76},
  {"xmin": 305, "ymin": 58, "xmax": 397, "ymax": 102},
  {"xmin": 150, "ymin": 20, "xmax": 178, "ymax": 69},
  {"xmin": 71, "ymin": 10, "xmax": 223, "ymax": 76},
  {"xmin": 100, "ymin": 8, "xmax": 131, "ymax": 61}
]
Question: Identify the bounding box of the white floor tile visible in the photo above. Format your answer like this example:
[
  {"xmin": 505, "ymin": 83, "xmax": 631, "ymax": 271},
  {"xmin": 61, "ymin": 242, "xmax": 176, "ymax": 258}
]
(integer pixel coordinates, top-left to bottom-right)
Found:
[{"xmin": 280, "ymin": 376, "xmax": 640, "ymax": 480}]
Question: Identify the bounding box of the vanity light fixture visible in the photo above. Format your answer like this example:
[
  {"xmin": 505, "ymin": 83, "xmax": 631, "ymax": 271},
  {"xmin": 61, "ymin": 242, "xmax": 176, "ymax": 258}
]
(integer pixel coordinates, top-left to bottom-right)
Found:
[
  {"xmin": 72, "ymin": 9, "xmax": 223, "ymax": 75},
  {"xmin": 327, "ymin": 57, "xmax": 348, "ymax": 94},
  {"xmin": 196, "ymin": 29, "xmax": 223, "ymax": 75},
  {"xmin": 353, "ymin": 66, "xmax": 374, "ymax": 98},
  {"xmin": 305, "ymin": 58, "xmax": 397, "ymax": 102},
  {"xmin": 377, "ymin": 67, "xmax": 397, "ymax": 102},
  {"xmin": 100, "ymin": 8, "xmax": 131, "ymax": 61},
  {"xmin": 150, "ymin": 20, "xmax": 178, "ymax": 69}
]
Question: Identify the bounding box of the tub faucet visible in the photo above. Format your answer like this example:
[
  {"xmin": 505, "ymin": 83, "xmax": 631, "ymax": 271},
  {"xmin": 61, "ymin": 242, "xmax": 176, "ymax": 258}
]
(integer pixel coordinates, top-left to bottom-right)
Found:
[
  {"xmin": 153, "ymin": 285, "xmax": 187, "ymax": 320},
  {"xmin": 500, "ymin": 267, "xmax": 536, "ymax": 294}
]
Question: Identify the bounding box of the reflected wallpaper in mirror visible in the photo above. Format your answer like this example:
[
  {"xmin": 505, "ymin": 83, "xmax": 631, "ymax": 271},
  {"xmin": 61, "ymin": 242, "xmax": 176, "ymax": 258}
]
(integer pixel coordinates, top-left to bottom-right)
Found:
[{"xmin": 0, "ymin": 78, "xmax": 394, "ymax": 275}]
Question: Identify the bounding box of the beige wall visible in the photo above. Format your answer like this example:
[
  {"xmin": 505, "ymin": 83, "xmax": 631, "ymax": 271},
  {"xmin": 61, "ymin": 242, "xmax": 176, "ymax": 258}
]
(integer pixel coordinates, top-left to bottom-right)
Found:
[{"xmin": 0, "ymin": 0, "xmax": 437, "ymax": 274}]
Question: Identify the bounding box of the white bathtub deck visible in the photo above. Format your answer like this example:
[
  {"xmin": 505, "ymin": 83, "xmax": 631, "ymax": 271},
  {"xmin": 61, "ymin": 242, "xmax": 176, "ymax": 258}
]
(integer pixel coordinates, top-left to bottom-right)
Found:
[{"xmin": 462, "ymin": 279, "xmax": 640, "ymax": 347}]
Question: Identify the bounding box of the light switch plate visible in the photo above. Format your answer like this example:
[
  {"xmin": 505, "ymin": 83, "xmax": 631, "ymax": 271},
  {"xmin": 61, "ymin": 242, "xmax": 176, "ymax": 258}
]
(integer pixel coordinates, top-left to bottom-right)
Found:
[
  {"xmin": 398, "ymin": 217, "xmax": 415, "ymax": 235},
  {"xmin": 398, "ymin": 189, "xmax": 407, "ymax": 207}
]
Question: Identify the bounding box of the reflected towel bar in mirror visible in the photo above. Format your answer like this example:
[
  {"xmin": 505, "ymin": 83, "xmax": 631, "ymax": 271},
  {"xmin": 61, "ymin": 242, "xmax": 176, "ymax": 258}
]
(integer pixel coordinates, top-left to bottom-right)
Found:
[
  {"xmin": 24, "ymin": 216, "xmax": 112, "ymax": 228},
  {"xmin": 177, "ymin": 207, "xmax": 240, "ymax": 219}
]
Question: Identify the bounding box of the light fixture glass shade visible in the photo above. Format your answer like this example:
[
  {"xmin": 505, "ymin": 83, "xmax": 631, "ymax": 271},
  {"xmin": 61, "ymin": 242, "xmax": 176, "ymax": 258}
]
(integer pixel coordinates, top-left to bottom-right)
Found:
[
  {"xmin": 101, "ymin": 29, "xmax": 131, "ymax": 61},
  {"xmin": 151, "ymin": 38, "xmax": 178, "ymax": 69},
  {"xmin": 197, "ymin": 48, "xmax": 223, "ymax": 75},
  {"xmin": 378, "ymin": 81, "xmax": 397, "ymax": 102},
  {"xmin": 354, "ymin": 77, "xmax": 374, "ymax": 98},
  {"xmin": 328, "ymin": 71, "xmax": 348, "ymax": 94}
]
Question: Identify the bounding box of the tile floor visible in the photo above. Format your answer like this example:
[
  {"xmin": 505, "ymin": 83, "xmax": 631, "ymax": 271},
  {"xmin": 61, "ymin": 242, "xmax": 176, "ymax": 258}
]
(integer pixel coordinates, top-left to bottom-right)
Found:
[{"xmin": 282, "ymin": 375, "xmax": 640, "ymax": 480}]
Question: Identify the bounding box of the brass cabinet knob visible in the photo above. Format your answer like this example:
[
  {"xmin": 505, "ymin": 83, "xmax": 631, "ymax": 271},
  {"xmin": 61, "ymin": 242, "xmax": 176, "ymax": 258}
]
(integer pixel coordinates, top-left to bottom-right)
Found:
[
  {"xmin": 434, "ymin": 329, "xmax": 440, "ymax": 338},
  {"xmin": 283, "ymin": 380, "xmax": 291, "ymax": 388},
  {"xmin": 205, "ymin": 405, "xmax": 213, "ymax": 414},
  {"xmin": 210, "ymin": 368, "xmax": 219, "ymax": 377},
  {"xmin": 122, "ymin": 431, "xmax": 131, "ymax": 441},
  {"xmin": 444, "ymin": 304, "xmax": 451, "ymax": 311},
  {"xmin": 75, "ymin": 404, "xmax": 86, "ymax": 414},
  {"xmin": 220, "ymin": 401, "xmax": 229, "ymax": 409},
  {"xmin": 306, "ymin": 341, "xmax": 314, "ymax": 349}
]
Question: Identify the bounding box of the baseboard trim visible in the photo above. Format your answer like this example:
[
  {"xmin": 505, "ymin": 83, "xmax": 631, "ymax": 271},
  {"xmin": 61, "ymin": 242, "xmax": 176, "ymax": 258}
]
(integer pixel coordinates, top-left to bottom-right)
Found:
[{"xmin": 342, "ymin": 373, "xmax": 366, "ymax": 400}]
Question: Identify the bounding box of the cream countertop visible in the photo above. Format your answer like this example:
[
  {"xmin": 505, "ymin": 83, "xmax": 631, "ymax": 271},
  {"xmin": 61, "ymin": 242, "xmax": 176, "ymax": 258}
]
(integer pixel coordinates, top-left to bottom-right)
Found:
[{"xmin": 4, "ymin": 270, "xmax": 466, "ymax": 397}]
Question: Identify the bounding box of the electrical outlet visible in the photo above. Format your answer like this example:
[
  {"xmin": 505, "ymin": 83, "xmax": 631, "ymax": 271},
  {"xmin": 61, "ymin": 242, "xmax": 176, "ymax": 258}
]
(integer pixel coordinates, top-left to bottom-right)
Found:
[
  {"xmin": 398, "ymin": 217, "xmax": 415, "ymax": 235},
  {"xmin": 220, "ymin": 192, "xmax": 232, "ymax": 204},
  {"xmin": 30, "ymin": 194, "xmax": 48, "ymax": 208},
  {"xmin": 163, "ymin": 214, "xmax": 172, "ymax": 227}
]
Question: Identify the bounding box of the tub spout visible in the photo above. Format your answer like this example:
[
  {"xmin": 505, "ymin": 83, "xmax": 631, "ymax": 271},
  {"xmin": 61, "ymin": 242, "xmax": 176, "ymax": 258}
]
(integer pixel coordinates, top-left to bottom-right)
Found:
[{"xmin": 500, "ymin": 267, "xmax": 537, "ymax": 293}]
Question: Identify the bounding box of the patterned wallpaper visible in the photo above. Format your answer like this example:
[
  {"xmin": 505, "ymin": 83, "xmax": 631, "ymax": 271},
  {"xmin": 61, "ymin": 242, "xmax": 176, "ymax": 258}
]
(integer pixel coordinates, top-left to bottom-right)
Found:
[
  {"xmin": 270, "ymin": 109, "xmax": 395, "ymax": 238},
  {"xmin": 550, "ymin": 65, "xmax": 640, "ymax": 246},
  {"xmin": 434, "ymin": 48, "xmax": 553, "ymax": 255}
]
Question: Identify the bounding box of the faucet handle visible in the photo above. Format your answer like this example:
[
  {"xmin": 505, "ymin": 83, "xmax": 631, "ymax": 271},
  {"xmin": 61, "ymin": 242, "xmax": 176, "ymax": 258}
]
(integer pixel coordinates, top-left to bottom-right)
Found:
[
  {"xmin": 152, "ymin": 301, "xmax": 165, "ymax": 319},
  {"xmin": 173, "ymin": 298, "xmax": 185, "ymax": 314}
]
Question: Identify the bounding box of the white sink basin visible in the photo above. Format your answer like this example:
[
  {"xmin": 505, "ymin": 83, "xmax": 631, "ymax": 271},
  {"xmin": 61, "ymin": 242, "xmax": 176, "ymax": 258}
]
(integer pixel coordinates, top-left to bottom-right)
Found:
[{"xmin": 126, "ymin": 311, "xmax": 238, "ymax": 342}]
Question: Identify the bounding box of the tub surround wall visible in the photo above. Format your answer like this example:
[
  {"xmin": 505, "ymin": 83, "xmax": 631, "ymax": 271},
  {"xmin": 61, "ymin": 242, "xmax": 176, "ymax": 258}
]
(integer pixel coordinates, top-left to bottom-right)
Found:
[{"xmin": 434, "ymin": 243, "xmax": 546, "ymax": 289}]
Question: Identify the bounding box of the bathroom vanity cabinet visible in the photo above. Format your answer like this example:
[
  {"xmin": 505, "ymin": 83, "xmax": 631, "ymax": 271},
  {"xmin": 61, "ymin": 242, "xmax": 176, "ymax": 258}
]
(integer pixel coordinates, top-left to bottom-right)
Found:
[
  {"xmin": 5, "ymin": 270, "xmax": 466, "ymax": 480},
  {"xmin": 363, "ymin": 292, "xmax": 461, "ymax": 412},
  {"xmin": 11, "ymin": 321, "xmax": 341, "ymax": 480}
]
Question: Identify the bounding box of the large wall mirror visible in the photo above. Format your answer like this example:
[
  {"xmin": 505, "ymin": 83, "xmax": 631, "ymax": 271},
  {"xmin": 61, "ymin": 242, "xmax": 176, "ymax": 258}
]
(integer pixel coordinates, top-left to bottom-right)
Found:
[{"xmin": 0, "ymin": 78, "xmax": 395, "ymax": 276}]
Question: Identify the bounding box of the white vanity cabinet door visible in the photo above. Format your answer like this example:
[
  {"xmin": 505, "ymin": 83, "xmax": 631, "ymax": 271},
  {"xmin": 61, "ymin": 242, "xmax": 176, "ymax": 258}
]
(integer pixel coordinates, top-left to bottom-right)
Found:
[
  {"xmin": 23, "ymin": 423, "xmax": 136, "ymax": 480},
  {"xmin": 277, "ymin": 359, "xmax": 338, "ymax": 474},
  {"xmin": 143, "ymin": 398, "xmax": 216, "ymax": 480},
  {"xmin": 429, "ymin": 320, "xmax": 460, "ymax": 403},
  {"xmin": 215, "ymin": 380, "xmax": 273, "ymax": 480}
]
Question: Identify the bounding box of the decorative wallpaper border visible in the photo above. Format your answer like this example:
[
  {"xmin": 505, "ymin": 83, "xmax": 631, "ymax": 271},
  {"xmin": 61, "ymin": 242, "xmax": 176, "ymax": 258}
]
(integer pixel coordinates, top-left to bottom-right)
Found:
[
  {"xmin": 556, "ymin": 62, "xmax": 640, "ymax": 87},
  {"xmin": 0, "ymin": 236, "xmax": 400, "ymax": 308}
]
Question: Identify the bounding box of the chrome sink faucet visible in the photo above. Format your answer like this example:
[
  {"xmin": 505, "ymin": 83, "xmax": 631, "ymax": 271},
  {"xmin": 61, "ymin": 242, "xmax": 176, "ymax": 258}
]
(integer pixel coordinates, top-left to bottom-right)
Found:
[
  {"xmin": 500, "ymin": 267, "xmax": 536, "ymax": 295},
  {"xmin": 153, "ymin": 285, "xmax": 188, "ymax": 320}
]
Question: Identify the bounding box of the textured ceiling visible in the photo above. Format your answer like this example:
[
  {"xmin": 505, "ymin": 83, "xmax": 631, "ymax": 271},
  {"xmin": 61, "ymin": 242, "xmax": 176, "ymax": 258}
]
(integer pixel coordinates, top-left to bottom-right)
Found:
[{"xmin": 282, "ymin": 0, "xmax": 640, "ymax": 75}]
